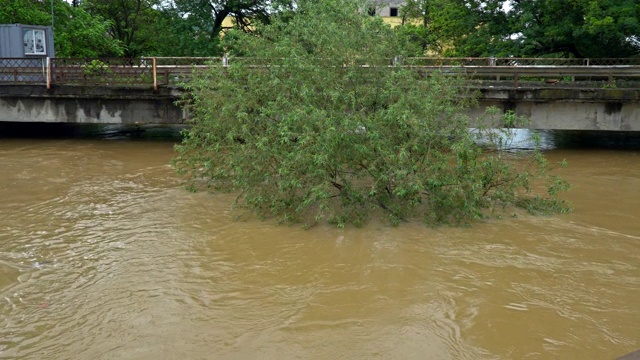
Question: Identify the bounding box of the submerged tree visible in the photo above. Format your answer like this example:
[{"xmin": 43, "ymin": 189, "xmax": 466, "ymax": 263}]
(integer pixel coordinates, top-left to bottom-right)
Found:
[{"xmin": 174, "ymin": 0, "xmax": 570, "ymax": 227}]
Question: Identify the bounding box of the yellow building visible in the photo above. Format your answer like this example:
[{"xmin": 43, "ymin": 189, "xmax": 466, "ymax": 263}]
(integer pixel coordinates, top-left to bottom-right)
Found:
[
  {"xmin": 368, "ymin": 0, "xmax": 407, "ymax": 27},
  {"xmin": 221, "ymin": 1, "xmax": 408, "ymax": 34}
]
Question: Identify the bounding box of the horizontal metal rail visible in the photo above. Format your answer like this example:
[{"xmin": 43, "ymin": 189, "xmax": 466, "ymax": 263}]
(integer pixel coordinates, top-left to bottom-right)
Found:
[{"xmin": 1, "ymin": 57, "xmax": 640, "ymax": 89}]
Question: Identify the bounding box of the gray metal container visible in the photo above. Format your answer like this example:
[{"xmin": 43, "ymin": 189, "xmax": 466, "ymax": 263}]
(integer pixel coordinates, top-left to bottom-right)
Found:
[{"xmin": 0, "ymin": 24, "xmax": 55, "ymax": 58}]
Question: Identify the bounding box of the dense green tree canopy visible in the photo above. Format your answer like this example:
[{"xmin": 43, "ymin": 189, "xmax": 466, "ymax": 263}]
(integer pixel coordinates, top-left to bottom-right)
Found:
[
  {"xmin": 3, "ymin": 0, "xmax": 637, "ymax": 59},
  {"xmin": 77, "ymin": 0, "xmax": 294, "ymax": 57},
  {"xmin": 504, "ymin": 0, "xmax": 640, "ymax": 58},
  {"xmin": 396, "ymin": 0, "xmax": 439, "ymax": 53},
  {"xmin": 150, "ymin": 0, "xmax": 295, "ymax": 56},
  {"xmin": 81, "ymin": 0, "xmax": 162, "ymax": 58},
  {"xmin": 427, "ymin": 0, "xmax": 640, "ymax": 57},
  {"xmin": 174, "ymin": 0, "xmax": 570, "ymax": 227},
  {"xmin": 0, "ymin": 0, "xmax": 123, "ymax": 57},
  {"xmin": 145, "ymin": 5, "xmax": 222, "ymax": 57}
]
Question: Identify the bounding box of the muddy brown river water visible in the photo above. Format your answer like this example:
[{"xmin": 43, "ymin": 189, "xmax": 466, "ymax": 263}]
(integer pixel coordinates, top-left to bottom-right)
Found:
[{"xmin": 0, "ymin": 127, "xmax": 639, "ymax": 359}]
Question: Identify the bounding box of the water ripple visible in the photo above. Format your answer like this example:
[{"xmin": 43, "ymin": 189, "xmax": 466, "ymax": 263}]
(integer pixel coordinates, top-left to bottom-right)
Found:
[{"xmin": 1, "ymin": 140, "xmax": 639, "ymax": 359}]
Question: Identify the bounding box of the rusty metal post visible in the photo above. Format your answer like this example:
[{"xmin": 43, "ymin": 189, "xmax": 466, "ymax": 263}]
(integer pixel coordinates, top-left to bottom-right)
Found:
[
  {"xmin": 46, "ymin": 57, "xmax": 51, "ymax": 89},
  {"xmin": 152, "ymin": 57, "xmax": 158, "ymax": 91}
]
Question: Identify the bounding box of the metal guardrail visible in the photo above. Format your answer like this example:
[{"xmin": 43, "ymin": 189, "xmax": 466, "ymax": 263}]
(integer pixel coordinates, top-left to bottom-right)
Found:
[
  {"xmin": 50, "ymin": 58, "xmax": 153, "ymax": 86},
  {"xmin": 0, "ymin": 57, "xmax": 48, "ymax": 83},
  {"xmin": 403, "ymin": 57, "xmax": 640, "ymax": 66},
  {"xmin": 1, "ymin": 57, "xmax": 640, "ymax": 89}
]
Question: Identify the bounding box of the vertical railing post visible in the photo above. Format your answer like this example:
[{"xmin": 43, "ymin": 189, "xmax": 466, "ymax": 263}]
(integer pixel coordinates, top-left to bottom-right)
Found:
[
  {"xmin": 152, "ymin": 57, "xmax": 158, "ymax": 91},
  {"xmin": 489, "ymin": 56, "xmax": 497, "ymax": 81},
  {"xmin": 46, "ymin": 57, "xmax": 51, "ymax": 89}
]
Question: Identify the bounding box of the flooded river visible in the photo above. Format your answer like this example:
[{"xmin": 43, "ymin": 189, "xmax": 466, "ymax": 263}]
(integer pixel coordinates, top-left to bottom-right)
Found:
[{"xmin": 0, "ymin": 126, "xmax": 638, "ymax": 359}]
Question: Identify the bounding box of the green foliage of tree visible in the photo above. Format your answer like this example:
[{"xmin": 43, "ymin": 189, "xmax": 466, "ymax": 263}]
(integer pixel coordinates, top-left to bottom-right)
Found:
[
  {"xmin": 573, "ymin": 0, "xmax": 640, "ymax": 57},
  {"xmin": 0, "ymin": 0, "xmax": 123, "ymax": 57},
  {"xmin": 397, "ymin": 0, "xmax": 431, "ymax": 52},
  {"xmin": 404, "ymin": 0, "xmax": 639, "ymax": 58},
  {"xmin": 146, "ymin": 6, "xmax": 222, "ymax": 57},
  {"xmin": 82, "ymin": 0, "xmax": 161, "ymax": 58},
  {"xmin": 156, "ymin": 0, "xmax": 295, "ymax": 57},
  {"xmin": 174, "ymin": 0, "xmax": 570, "ymax": 227},
  {"xmin": 395, "ymin": 0, "xmax": 440, "ymax": 54},
  {"xmin": 498, "ymin": 0, "xmax": 640, "ymax": 58},
  {"xmin": 429, "ymin": 0, "xmax": 513, "ymax": 57},
  {"xmin": 0, "ymin": 0, "xmax": 50, "ymax": 24},
  {"xmin": 53, "ymin": 4, "xmax": 124, "ymax": 57}
]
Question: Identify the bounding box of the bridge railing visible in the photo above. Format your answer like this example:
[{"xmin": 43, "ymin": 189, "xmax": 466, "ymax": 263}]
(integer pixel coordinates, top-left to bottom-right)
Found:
[
  {"xmin": 151, "ymin": 57, "xmax": 223, "ymax": 87},
  {"xmin": 1, "ymin": 57, "xmax": 640, "ymax": 89},
  {"xmin": 50, "ymin": 58, "xmax": 154, "ymax": 86},
  {"xmin": 403, "ymin": 57, "xmax": 640, "ymax": 66},
  {"xmin": 0, "ymin": 57, "xmax": 48, "ymax": 83}
]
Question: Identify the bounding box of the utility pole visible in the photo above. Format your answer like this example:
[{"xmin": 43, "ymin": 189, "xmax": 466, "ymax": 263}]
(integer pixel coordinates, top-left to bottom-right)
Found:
[{"xmin": 50, "ymin": 0, "xmax": 54, "ymax": 31}]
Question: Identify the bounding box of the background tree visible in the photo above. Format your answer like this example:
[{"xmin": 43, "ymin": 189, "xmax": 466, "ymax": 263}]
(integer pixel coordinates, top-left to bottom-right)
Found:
[
  {"xmin": 0, "ymin": 0, "xmax": 123, "ymax": 57},
  {"xmin": 403, "ymin": 0, "xmax": 639, "ymax": 58},
  {"xmin": 506, "ymin": 0, "xmax": 640, "ymax": 58},
  {"xmin": 426, "ymin": 0, "xmax": 512, "ymax": 57},
  {"xmin": 396, "ymin": 0, "xmax": 439, "ymax": 53},
  {"xmin": 174, "ymin": 0, "xmax": 569, "ymax": 227},
  {"xmin": 82, "ymin": 0, "xmax": 162, "ymax": 58},
  {"xmin": 0, "ymin": 0, "xmax": 51, "ymax": 24},
  {"xmin": 147, "ymin": 5, "xmax": 222, "ymax": 57},
  {"xmin": 159, "ymin": 0, "xmax": 295, "ymax": 56}
]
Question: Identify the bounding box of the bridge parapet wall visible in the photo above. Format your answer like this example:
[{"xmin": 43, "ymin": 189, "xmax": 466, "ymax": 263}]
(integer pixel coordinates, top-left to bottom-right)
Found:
[
  {"xmin": 0, "ymin": 84, "xmax": 185, "ymax": 124},
  {"xmin": 0, "ymin": 84, "xmax": 639, "ymax": 131},
  {"xmin": 475, "ymin": 87, "xmax": 640, "ymax": 131}
]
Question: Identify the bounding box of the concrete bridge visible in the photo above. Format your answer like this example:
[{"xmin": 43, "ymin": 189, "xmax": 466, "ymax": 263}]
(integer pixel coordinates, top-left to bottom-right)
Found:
[
  {"xmin": 1, "ymin": 57, "xmax": 640, "ymax": 131},
  {"xmin": 0, "ymin": 84, "xmax": 185, "ymax": 125},
  {"xmin": 2, "ymin": 84, "xmax": 639, "ymax": 131}
]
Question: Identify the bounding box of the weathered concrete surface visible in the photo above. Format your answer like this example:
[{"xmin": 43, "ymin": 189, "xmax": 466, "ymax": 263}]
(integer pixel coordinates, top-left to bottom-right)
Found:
[
  {"xmin": 616, "ymin": 349, "xmax": 640, "ymax": 360},
  {"xmin": 475, "ymin": 87, "xmax": 640, "ymax": 131},
  {"xmin": 1, "ymin": 84, "xmax": 640, "ymax": 130},
  {"xmin": 0, "ymin": 84, "xmax": 186, "ymax": 124}
]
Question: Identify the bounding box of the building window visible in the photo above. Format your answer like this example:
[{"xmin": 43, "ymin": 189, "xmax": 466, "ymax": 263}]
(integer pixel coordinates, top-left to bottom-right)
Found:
[
  {"xmin": 23, "ymin": 29, "xmax": 46, "ymax": 55},
  {"xmin": 389, "ymin": 7, "xmax": 398, "ymax": 17},
  {"xmin": 367, "ymin": 6, "xmax": 376, "ymax": 16}
]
